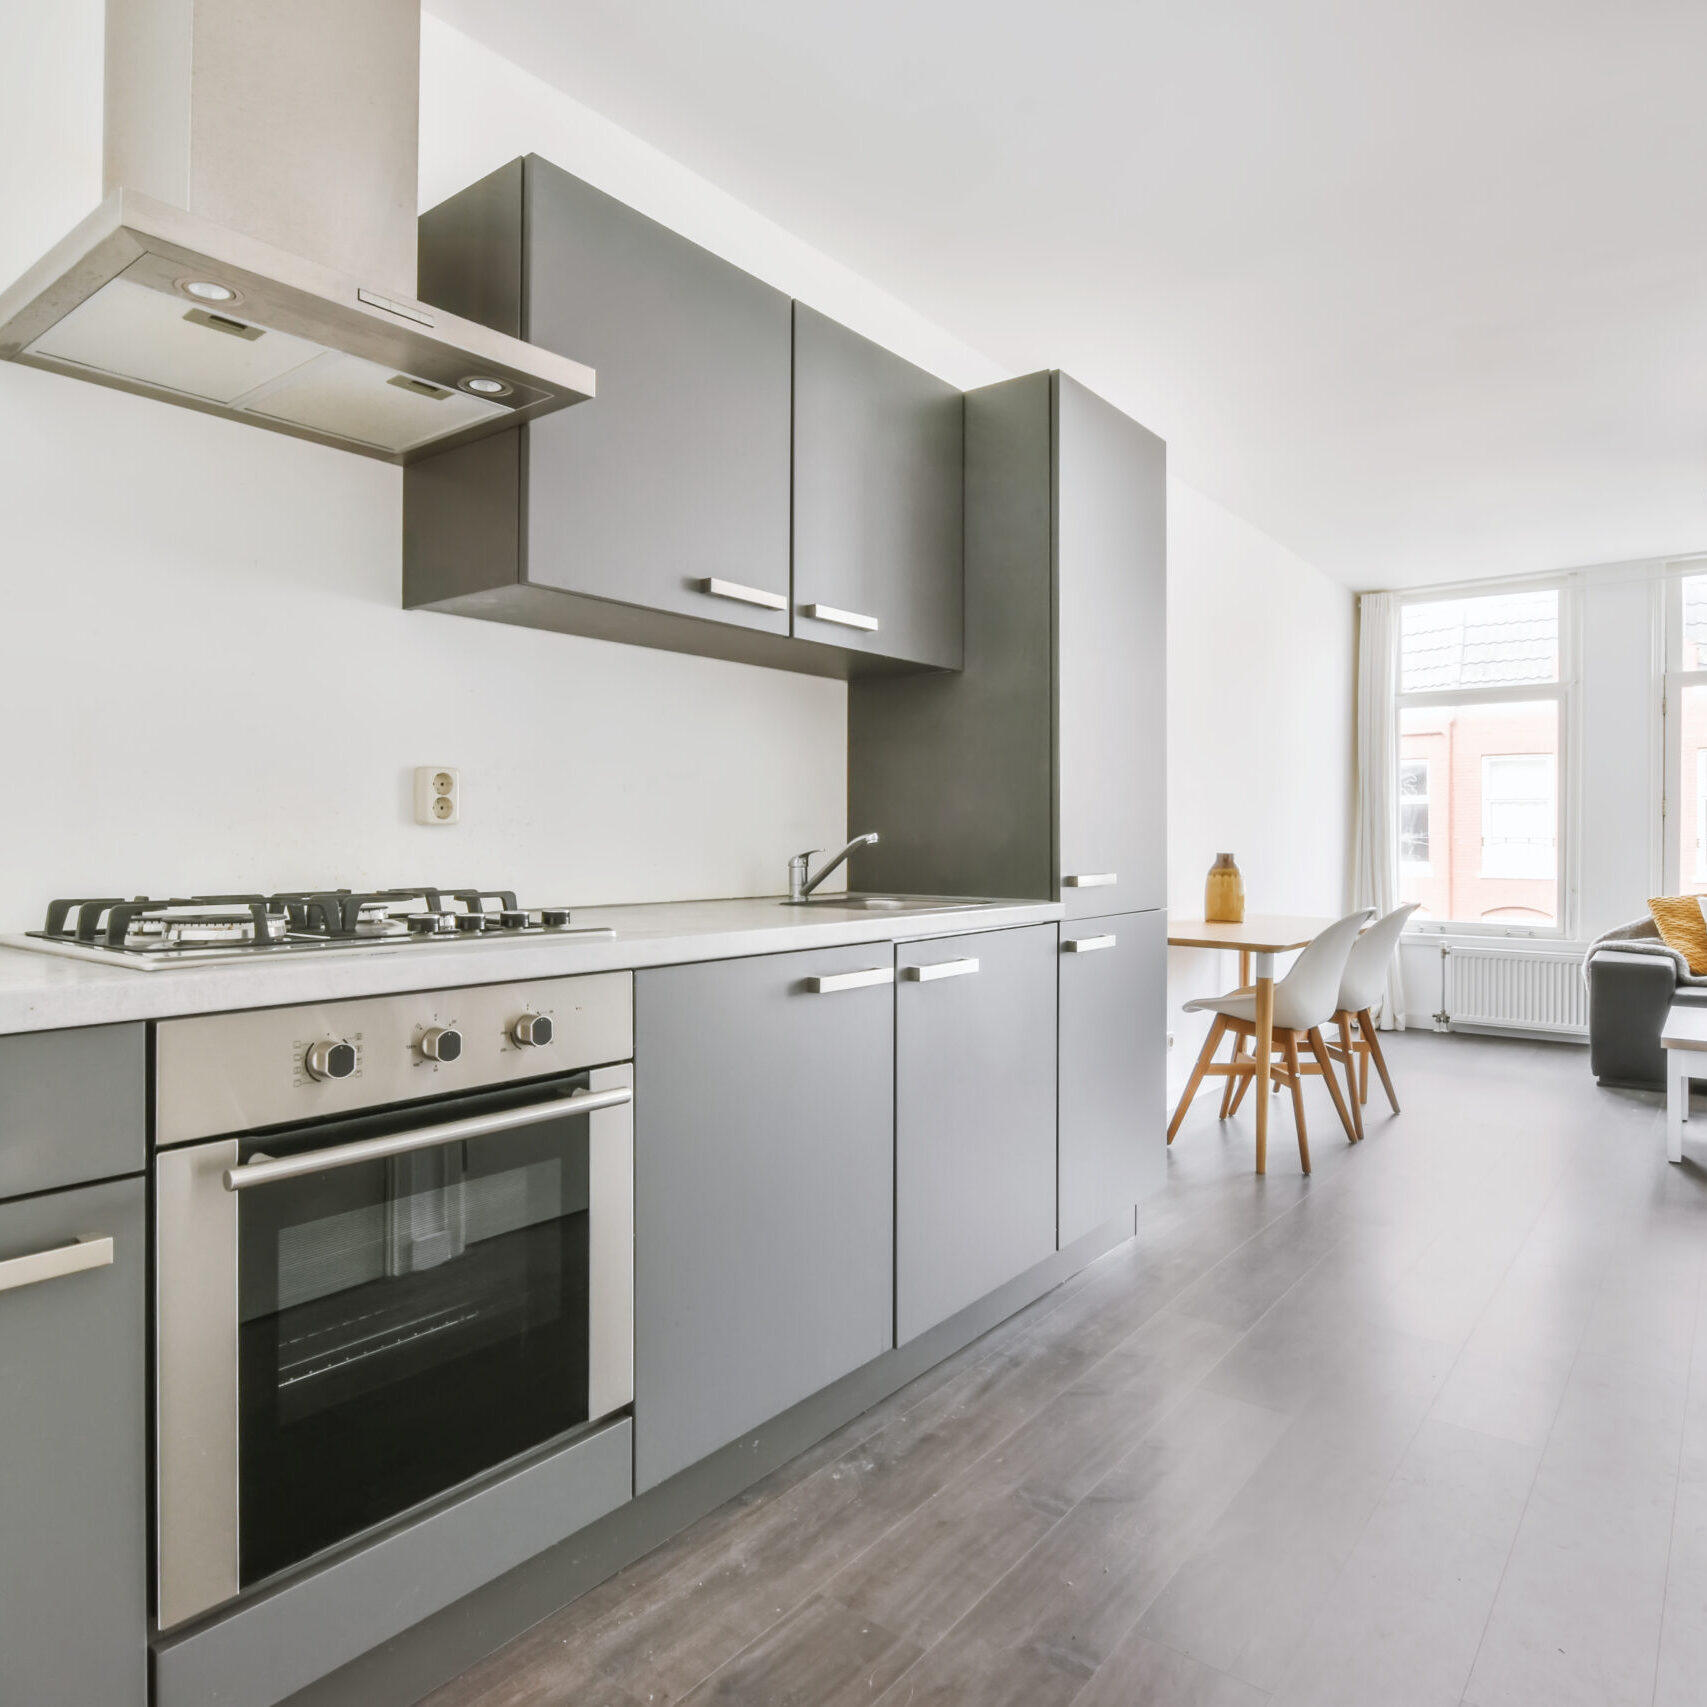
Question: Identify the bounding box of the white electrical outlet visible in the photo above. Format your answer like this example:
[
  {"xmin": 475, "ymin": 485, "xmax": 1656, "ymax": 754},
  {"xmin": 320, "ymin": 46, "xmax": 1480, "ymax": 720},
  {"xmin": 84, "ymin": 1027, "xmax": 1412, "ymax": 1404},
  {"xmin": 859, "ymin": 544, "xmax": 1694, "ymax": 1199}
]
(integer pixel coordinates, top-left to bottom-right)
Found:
[{"xmin": 414, "ymin": 766, "xmax": 460, "ymax": 825}]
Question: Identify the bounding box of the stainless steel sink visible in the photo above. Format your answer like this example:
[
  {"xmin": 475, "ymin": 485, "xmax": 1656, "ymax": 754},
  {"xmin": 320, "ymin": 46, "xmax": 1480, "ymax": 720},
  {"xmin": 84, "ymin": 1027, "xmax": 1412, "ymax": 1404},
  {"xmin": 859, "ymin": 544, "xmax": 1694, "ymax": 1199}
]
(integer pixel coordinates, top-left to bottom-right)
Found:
[{"xmin": 781, "ymin": 894, "xmax": 991, "ymax": 912}]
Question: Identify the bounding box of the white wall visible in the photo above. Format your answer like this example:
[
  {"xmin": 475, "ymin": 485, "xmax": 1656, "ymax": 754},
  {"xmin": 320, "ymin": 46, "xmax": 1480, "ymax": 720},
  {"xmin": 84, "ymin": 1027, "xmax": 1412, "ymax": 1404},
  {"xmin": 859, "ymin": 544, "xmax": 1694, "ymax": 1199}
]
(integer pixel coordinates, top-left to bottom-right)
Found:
[
  {"xmin": 0, "ymin": 10, "xmax": 1001, "ymax": 930},
  {"xmin": 0, "ymin": 7, "xmax": 1358, "ymax": 957},
  {"xmin": 1165, "ymin": 482, "xmax": 1357, "ymax": 1088}
]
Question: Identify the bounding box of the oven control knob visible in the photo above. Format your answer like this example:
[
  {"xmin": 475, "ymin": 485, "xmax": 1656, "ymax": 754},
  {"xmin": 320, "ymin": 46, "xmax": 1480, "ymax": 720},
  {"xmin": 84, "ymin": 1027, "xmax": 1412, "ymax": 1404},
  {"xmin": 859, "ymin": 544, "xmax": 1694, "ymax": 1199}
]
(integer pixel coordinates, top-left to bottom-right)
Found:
[
  {"xmin": 419, "ymin": 1026, "xmax": 463, "ymax": 1063},
  {"xmin": 510, "ymin": 1013, "xmax": 554, "ymax": 1048},
  {"xmin": 304, "ymin": 1040, "xmax": 357, "ymax": 1081}
]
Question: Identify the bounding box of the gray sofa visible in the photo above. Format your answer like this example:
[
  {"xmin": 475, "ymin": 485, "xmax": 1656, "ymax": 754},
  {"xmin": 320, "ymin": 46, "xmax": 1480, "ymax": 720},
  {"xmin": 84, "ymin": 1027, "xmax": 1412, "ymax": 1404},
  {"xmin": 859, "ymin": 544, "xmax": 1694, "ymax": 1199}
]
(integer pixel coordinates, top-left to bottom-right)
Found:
[{"xmin": 1587, "ymin": 918, "xmax": 1707, "ymax": 1089}]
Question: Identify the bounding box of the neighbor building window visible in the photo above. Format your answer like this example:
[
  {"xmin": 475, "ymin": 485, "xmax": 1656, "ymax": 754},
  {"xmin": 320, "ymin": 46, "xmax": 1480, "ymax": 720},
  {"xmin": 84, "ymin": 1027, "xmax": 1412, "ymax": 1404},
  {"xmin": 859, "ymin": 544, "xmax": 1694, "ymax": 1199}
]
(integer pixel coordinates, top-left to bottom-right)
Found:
[
  {"xmin": 1399, "ymin": 758, "xmax": 1431, "ymax": 869},
  {"xmin": 1396, "ymin": 585, "xmax": 1569, "ymax": 931},
  {"xmin": 1481, "ymin": 754, "xmax": 1556, "ymax": 879}
]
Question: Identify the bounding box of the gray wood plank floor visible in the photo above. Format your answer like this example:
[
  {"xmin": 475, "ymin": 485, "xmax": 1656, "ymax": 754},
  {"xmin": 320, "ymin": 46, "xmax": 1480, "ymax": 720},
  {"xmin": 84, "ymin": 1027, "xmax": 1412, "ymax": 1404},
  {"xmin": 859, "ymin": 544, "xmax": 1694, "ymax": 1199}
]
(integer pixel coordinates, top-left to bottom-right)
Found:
[{"xmin": 419, "ymin": 1031, "xmax": 1707, "ymax": 1707}]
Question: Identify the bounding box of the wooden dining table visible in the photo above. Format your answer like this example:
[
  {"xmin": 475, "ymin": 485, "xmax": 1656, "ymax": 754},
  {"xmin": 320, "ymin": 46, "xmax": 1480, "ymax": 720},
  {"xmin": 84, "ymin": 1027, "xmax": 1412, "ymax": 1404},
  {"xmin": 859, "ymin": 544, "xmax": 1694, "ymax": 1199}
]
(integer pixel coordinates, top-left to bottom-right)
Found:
[{"xmin": 1167, "ymin": 914, "xmax": 1341, "ymax": 1174}]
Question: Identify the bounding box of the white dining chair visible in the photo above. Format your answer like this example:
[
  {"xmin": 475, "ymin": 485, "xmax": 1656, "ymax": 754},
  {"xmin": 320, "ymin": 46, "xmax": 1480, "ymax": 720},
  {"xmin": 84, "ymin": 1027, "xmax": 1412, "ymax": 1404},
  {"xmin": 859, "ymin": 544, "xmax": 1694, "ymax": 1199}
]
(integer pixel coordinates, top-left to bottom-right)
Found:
[
  {"xmin": 1322, "ymin": 902, "xmax": 1418, "ymax": 1137},
  {"xmin": 1167, "ymin": 909, "xmax": 1372, "ymax": 1174}
]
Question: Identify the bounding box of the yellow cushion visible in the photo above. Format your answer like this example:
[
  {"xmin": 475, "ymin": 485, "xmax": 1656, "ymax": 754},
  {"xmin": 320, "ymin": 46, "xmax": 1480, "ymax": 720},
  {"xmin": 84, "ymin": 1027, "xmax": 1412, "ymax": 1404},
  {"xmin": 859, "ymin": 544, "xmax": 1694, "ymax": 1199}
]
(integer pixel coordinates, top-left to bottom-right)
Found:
[{"xmin": 1648, "ymin": 895, "xmax": 1707, "ymax": 974}]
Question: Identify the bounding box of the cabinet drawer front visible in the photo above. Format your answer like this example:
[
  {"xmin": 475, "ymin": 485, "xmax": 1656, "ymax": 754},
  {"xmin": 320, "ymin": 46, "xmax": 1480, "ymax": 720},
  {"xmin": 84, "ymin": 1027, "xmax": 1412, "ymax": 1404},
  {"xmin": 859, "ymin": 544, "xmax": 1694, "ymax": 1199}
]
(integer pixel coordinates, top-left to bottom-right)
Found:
[
  {"xmin": 633, "ymin": 945, "xmax": 895, "ymax": 1490},
  {"xmin": 0, "ymin": 1177, "xmax": 146, "ymax": 1705},
  {"xmin": 0, "ymin": 1023, "xmax": 145, "ymax": 1201},
  {"xmin": 1058, "ymin": 909, "xmax": 1166, "ymax": 1247},
  {"xmin": 896, "ymin": 924, "xmax": 1058, "ymax": 1343}
]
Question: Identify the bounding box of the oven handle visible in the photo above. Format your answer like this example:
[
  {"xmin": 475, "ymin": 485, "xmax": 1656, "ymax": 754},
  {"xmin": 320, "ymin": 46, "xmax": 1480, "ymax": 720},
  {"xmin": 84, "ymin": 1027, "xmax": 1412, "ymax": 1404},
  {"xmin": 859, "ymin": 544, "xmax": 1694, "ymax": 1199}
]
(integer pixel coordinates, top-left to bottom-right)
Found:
[{"xmin": 221, "ymin": 1083, "xmax": 634, "ymax": 1192}]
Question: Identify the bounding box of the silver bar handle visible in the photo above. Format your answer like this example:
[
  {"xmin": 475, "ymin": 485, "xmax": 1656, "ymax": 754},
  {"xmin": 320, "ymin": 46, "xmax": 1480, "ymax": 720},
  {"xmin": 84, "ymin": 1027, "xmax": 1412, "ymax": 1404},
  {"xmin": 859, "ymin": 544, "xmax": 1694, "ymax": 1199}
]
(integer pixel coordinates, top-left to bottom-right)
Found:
[
  {"xmin": 1062, "ymin": 872, "xmax": 1117, "ymax": 888},
  {"xmin": 902, "ymin": 958, "xmax": 980, "ymax": 982},
  {"xmin": 223, "ymin": 1084, "xmax": 634, "ymax": 1191},
  {"xmin": 801, "ymin": 603, "xmax": 880, "ymax": 633},
  {"xmin": 805, "ymin": 967, "xmax": 894, "ymax": 994},
  {"xmin": 1064, "ymin": 934, "xmax": 1118, "ymax": 953},
  {"xmin": 0, "ymin": 1234, "xmax": 114, "ymax": 1294},
  {"xmin": 699, "ymin": 577, "xmax": 788, "ymax": 613}
]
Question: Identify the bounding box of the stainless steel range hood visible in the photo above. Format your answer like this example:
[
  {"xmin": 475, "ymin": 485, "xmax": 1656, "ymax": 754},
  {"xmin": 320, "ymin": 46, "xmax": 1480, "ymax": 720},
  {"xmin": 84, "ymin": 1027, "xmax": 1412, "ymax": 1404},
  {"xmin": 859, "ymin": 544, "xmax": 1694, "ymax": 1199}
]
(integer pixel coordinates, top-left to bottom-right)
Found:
[{"xmin": 0, "ymin": 0, "xmax": 593, "ymax": 462}]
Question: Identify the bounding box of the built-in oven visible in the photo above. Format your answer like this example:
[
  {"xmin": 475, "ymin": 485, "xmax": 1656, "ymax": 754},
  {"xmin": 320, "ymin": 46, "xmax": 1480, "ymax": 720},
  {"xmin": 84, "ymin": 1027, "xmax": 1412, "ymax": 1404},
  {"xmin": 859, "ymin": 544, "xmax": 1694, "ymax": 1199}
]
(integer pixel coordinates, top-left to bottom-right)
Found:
[{"xmin": 153, "ymin": 972, "xmax": 634, "ymax": 1632}]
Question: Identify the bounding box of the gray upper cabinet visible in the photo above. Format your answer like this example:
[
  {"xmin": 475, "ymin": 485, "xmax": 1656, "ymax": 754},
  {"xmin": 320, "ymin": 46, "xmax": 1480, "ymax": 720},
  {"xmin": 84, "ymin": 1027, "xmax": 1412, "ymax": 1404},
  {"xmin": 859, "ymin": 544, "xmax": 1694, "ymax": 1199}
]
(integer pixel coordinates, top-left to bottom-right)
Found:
[
  {"xmin": 1058, "ymin": 909, "xmax": 1167, "ymax": 1248},
  {"xmin": 407, "ymin": 156, "xmax": 800, "ymax": 670},
  {"xmin": 407, "ymin": 157, "xmax": 966, "ymax": 680},
  {"xmin": 895, "ymin": 924, "xmax": 1057, "ymax": 1344},
  {"xmin": 633, "ymin": 945, "xmax": 895, "ymax": 1491},
  {"xmin": 847, "ymin": 370, "xmax": 1165, "ymax": 913},
  {"xmin": 792, "ymin": 304, "xmax": 963, "ymax": 669},
  {"xmin": 0, "ymin": 1176, "xmax": 147, "ymax": 1707}
]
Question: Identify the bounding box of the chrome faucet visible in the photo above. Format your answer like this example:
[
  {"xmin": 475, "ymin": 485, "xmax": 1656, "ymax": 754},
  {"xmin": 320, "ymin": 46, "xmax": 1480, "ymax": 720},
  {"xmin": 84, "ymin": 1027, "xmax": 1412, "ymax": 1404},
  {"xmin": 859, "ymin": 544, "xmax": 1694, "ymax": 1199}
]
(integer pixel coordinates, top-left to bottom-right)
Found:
[{"xmin": 788, "ymin": 832, "xmax": 880, "ymax": 902}]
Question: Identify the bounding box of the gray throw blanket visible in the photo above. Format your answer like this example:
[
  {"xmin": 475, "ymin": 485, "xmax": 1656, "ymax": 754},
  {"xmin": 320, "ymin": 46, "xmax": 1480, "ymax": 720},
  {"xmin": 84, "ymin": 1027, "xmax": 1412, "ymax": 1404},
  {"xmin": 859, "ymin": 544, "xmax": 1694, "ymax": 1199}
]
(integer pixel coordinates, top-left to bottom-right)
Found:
[{"xmin": 1582, "ymin": 914, "xmax": 1707, "ymax": 988}]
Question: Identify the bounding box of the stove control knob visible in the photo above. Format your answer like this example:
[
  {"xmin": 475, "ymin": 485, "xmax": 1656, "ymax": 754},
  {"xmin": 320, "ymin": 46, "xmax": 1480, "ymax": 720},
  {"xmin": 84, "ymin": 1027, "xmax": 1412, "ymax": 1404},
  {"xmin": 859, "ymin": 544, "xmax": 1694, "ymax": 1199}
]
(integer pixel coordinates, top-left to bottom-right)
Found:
[
  {"xmin": 419, "ymin": 1026, "xmax": 463, "ymax": 1063},
  {"xmin": 305, "ymin": 1040, "xmax": 357, "ymax": 1082},
  {"xmin": 510, "ymin": 1013, "xmax": 554, "ymax": 1049}
]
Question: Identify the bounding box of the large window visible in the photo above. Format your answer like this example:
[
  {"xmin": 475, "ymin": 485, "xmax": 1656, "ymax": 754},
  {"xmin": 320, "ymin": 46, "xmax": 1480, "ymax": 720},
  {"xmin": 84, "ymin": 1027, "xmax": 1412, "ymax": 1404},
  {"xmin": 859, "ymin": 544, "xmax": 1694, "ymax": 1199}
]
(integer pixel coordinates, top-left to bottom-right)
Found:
[
  {"xmin": 1396, "ymin": 587, "xmax": 1568, "ymax": 930},
  {"xmin": 1665, "ymin": 572, "xmax": 1707, "ymax": 898}
]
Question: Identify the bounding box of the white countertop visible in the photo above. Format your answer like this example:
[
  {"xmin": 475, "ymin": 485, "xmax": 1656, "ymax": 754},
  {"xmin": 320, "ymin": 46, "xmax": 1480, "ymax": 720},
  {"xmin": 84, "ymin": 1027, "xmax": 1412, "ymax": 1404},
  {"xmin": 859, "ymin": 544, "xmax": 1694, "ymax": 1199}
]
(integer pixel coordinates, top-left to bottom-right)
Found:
[{"xmin": 0, "ymin": 896, "xmax": 1064, "ymax": 1035}]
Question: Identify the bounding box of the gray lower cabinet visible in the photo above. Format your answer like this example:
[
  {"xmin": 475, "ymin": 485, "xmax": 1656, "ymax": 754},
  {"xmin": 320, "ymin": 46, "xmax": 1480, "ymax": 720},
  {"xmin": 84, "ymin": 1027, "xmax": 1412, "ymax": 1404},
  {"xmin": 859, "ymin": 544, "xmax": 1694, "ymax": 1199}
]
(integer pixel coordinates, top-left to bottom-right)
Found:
[
  {"xmin": 1058, "ymin": 909, "xmax": 1167, "ymax": 1247},
  {"xmin": 0, "ymin": 1176, "xmax": 146, "ymax": 1706},
  {"xmin": 896, "ymin": 925, "xmax": 1058, "ymax": 1344},
  {"xmin": 792, "ymin": 303, "xmax": 963, "ymax": 669},
  {"xmin": 633, "ymin": 946, "xmax": 895, "ymax": 1491}
]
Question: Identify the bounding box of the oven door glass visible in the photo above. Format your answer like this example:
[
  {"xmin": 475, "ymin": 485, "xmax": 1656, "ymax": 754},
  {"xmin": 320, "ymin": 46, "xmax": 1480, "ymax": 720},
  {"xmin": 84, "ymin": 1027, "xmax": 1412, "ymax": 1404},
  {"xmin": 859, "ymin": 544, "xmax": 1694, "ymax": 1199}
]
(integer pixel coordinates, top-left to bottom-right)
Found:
[{"xmin": 234, "ymin": 1072, "xmax": 605, "ymax": 1587}]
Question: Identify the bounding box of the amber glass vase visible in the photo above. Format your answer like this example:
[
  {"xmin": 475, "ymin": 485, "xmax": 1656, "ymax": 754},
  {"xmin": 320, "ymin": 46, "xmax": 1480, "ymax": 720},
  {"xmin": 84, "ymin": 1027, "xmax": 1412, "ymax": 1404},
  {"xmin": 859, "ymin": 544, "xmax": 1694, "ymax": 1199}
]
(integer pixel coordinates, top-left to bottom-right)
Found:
[{"xmin": 1205, "ymin": 853, "xmax": 1245, "ymax": 923}]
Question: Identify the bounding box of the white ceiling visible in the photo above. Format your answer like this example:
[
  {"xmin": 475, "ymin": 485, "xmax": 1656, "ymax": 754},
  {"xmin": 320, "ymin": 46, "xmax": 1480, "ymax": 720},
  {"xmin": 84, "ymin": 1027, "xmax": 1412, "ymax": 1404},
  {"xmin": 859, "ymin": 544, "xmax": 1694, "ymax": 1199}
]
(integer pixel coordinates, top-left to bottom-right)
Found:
[{"xmin": 426, "ymin": 1, "xmax": 1707, "ymax": 590}]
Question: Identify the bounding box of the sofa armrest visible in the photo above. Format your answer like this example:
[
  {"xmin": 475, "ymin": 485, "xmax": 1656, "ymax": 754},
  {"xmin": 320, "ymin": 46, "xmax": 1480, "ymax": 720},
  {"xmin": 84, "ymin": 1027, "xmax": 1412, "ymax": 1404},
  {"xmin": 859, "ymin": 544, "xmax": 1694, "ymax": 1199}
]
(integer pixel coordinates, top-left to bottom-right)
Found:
[{"xmin": 1588, "ymin": 950, "xmax": 1680, "ymax": 1090}]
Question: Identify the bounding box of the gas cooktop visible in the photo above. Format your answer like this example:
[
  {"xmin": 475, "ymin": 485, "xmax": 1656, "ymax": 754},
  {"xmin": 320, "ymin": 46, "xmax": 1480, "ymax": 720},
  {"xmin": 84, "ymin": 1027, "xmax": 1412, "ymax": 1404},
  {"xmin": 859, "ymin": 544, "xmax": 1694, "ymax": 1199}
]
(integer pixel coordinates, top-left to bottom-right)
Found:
[{"xmin": 9, "ymin": 888, "xmax": 615, "ymax": 970}]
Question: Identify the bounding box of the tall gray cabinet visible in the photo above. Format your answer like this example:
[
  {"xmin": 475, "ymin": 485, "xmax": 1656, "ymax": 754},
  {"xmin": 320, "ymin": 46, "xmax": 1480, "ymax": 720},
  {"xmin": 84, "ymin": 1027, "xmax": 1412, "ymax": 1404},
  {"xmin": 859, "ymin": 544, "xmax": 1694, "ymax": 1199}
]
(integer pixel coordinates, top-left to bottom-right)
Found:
[{"xmin": 849, "ymin": 370, "xmax": 1168, "ymax": 1236}]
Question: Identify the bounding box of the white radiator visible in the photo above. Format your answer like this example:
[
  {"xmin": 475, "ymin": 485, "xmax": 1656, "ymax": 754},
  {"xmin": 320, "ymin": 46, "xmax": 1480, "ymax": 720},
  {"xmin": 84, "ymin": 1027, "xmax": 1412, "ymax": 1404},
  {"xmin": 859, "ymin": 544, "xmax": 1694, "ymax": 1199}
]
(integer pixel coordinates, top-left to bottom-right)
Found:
[{"xmin": 1439, "ymin": 945, "xmax": 1588, "ymax": 1038}]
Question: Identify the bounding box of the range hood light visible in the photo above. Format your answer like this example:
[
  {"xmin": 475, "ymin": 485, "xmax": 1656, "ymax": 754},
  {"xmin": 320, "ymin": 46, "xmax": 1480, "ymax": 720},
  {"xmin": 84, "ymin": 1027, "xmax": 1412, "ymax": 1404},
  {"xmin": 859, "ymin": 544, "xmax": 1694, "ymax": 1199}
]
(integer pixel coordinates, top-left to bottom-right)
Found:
[
  {"xmin": 461, "ymin": 376, "xmax": 511, "ymax": 397},
  {"xmin": 179, "ymin": 279, "xmax": 238, "ymax": 304}
]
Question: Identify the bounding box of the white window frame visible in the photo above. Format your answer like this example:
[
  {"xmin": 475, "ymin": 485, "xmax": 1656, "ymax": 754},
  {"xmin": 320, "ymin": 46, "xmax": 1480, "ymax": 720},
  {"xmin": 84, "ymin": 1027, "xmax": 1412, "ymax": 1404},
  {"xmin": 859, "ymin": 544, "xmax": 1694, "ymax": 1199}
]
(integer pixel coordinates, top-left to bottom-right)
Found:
[
  {"xmin": 1398, "ymin": 755, "xmax": 1432, "ymax": 873},
  {"xmin": 1696, "ymin": 747, "xmax": 1707, "ymax": 883},
  {"xmin": 1661, "ymin": 562, "xmax": 1707, "ymax": 894},
  {"xmin": 1396, "ymin": 577, "xmax": 1577, "ymax": 939}
]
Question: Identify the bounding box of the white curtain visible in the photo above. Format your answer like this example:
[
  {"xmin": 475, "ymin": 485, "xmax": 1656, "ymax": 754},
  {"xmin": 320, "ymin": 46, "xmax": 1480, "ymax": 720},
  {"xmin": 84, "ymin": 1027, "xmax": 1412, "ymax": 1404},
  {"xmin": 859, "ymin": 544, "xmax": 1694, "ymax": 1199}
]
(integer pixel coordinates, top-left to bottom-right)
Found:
[{"xmin": 1352, "ymin": 591, "xmax": 1407, "ymax": 1029}]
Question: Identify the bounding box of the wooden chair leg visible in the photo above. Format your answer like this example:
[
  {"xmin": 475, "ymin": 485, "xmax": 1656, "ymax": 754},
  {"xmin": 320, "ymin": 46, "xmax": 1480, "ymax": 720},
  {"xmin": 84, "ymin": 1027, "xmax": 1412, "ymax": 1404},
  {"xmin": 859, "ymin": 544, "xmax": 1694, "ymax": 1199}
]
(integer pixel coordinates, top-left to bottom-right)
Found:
[
  {"xmin": 1358, "ymin": 1032, "xmax": 1370, "ymax": 1104},
  {"xmin": 1309, "ymin": 1026, "xmax": 1357, "ymax": 1143},
  {"xmin": 1281, "ymin": 1031, "xmax": 1310, "ymax": 1174},
  {"xmin": 1218, "ymin": 1049, "xmax": 1240, "ymax": 1118},
  {"xmin": 1169, "ymin": 1016, "xmax": 1228, "ymax": 1142},
  {"xmin": 1227, "ymin": 1067, "xmax": 1253, "ymax": 1118},
  {"xmin": 1360, "ymin": 1009, "xmax": 1400, "ymax": 1112},
  {"xmin": 1335, "ymin": 1012, "xmax": 1363, "ymax": 1139}
]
